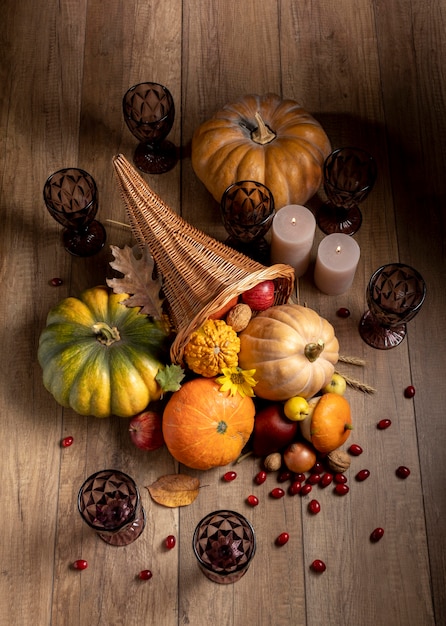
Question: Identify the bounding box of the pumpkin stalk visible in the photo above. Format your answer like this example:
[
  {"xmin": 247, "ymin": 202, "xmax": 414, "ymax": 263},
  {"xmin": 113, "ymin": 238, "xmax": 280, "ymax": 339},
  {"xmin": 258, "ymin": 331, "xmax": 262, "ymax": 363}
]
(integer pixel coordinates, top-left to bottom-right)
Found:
[
  {"xmin": 251, "ymin": 112, "xmax": 276, "ymax": 145},
  {"xmin": 92, "ymin": 322, "xmax": 121, "ymax": 346},
  {"xmin": 304, "ymin": 339, "xmax": 325, "ymax": 363}
]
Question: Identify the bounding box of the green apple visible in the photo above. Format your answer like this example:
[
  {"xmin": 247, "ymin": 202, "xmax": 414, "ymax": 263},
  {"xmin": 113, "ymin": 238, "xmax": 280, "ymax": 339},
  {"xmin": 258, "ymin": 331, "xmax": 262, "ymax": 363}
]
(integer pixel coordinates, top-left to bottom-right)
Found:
[{"xmin": 322, "ymin": 373, "xmax": 347, "ymax": 396}]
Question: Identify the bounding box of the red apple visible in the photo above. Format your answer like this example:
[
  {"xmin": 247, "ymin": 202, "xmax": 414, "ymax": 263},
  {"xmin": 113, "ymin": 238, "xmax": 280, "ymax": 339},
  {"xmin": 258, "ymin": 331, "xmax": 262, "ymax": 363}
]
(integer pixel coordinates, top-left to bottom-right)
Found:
[
  {"xmin": 252, "ymin": 403, "xmax": 298, "ymax": 457},
  {"xmin": 129, "ymin": 410, "xmax": 164, "ymax": 451},
  {"xmin": 241, "ymin": 280, "xmax": 275, "ymax": 311}
]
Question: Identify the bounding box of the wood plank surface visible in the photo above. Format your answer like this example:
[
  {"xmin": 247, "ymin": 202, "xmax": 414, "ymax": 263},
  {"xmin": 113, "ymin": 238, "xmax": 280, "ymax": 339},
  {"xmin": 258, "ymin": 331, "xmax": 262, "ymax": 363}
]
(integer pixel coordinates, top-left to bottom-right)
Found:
[{"xmin": 1, "ymin": 1, "xmax": 445, "ymax": 625}]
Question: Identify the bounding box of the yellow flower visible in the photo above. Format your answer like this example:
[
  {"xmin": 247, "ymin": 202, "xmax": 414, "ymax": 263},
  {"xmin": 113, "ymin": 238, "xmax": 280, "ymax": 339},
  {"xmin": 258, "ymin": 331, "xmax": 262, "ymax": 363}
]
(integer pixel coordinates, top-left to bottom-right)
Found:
[{"xmin": 216, "ymin": 367, "xmax": 257, "ymax": 398}]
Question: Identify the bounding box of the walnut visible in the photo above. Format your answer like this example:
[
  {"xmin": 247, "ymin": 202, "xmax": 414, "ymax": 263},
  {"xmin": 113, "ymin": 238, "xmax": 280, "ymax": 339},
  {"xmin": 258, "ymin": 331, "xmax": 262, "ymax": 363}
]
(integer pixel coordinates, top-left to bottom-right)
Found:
[
  {"xmin": 263, "ymin": 452, "xmax": 282, "ymax": 472},
  {"xmin": 226, "ymin": 303, "xmax": 252, "ymax": 332},
  {"xmin": 326, "ymin": 450, "xmax": 351, "ymax": 473}
]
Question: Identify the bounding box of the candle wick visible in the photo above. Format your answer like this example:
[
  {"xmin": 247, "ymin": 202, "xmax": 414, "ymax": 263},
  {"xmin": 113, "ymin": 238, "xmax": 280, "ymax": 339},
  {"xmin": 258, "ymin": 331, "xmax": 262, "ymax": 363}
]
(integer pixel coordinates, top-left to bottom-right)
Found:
[
  {"xmin": 336, "ymin": 246, "xmax": 341, "ymax": 254},
  {"xmin": 291, "ymin": 218, "xmax": 296, "ymax": 226}
]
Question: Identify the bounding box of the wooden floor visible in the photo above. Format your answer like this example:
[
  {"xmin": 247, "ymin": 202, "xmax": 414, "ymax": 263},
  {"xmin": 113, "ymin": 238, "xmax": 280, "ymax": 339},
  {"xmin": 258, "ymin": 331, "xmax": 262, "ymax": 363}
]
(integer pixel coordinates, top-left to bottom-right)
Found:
[{"xmin": 1, "ymin": 1, "xmax": 445, "ymax": 625}]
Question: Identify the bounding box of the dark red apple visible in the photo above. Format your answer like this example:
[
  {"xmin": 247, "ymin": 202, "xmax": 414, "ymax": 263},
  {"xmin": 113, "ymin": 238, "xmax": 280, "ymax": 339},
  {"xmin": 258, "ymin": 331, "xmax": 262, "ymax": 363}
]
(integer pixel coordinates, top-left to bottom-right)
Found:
[
  {"xmin": 252, "ymin": 403, "xmax": 298, "ymax": 457},
  {"xmin": 129, "ymin": 410, "xmax": 164, "ymax": 451},
  {"xmin": 241, "ymin": 280, "xmax": 275, "ymax": 311}
]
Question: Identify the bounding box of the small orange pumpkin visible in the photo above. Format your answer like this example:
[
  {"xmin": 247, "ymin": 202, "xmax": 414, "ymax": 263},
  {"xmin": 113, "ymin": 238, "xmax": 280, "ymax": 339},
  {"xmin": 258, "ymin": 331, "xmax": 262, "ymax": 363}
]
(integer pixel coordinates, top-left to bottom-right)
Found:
[
  {"xmin": 300, "ymin": 393, "xmax": 352, "ymax": 454},
  {"xmin": 162, "ymin": 378, "xmax": 255, "ymax": 470}
]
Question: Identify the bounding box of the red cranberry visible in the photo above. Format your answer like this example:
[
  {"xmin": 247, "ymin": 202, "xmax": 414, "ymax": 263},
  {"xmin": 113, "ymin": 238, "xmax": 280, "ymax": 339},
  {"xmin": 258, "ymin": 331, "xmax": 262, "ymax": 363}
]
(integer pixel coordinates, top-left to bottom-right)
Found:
[
  {"xmin": 276, "ymin": 532, "xmax": 290, "ymax": 546},
  {"xmin": 336, "ymin": 307, "xmax": 351, "ymax": 318},
  {"xmin": 247, "ymin": 494, "xmax": 259, "ymax": 507},
  {"xmin": 165, "ymin": 535, "xmax": 176, "ymax": 549},
  {"xmin": 348, "ymin": 444, "xmax": 363, "ymax": 456},
  {"xmin": 288, "ymin": 481, "xmax": 302, "ymax": 496},
  {"xmin": 310, "ymin": 461, "xmax": 325, "ymax": 474},
  {"xmin": 404, "ymin": 385, "xmax": 416, "ymax": 398},
  {"xmin": 223, "ymin": 471, "xmax": 237, "ymax": 482},
  {"xmin": 311, "ymin": 559, "xmax": 326, "ymax": 573},
  {"xmin": 277, "ymin": 470, "xmax": 292, "ymax": 483},
  {"xmin": 270, "ymin": 487, "xmax": 285, "ymax": 499},
  {"xmin": 319, "ymin": 473, "xmax": 333, "ymax": 488},
  {"xmin": 306, "ymin": 473, "xmax": 321, "ymax": 485},
  {"xmin": 377, "ymin": 419, "xmax": 392, "ymax": 430},
  {"xmin": 49, "ymin": 277, "xmax": 63, "ymax": 287},
  {"xmin": 396, "ymin": 466, "xmax": 411, "ymax": 479},
  {"xmin": 254, "ymin": 471, "xmax": 267, "ymax": 485},
  {"xmin": 334, "ymin": 473, "xmax": 347, "ymax": 484},
  {"xmin": 356, "ymin": 469, "xmax": 370, "ymax": 482},
  {"xmin": 300, "ymin": 483, "xmax": 313, "ymax": 496},
  {"xmin": 334, "ymin": 484, "xmax": 350, "ymax": 496},
  {"xmin": 370, "ymin": 527, "xmax": 384, "ymax": 542},
  {"xmin": 61, "ymin": 436, "xmax": 74, "ymax": 448},
  {"xmin": 138, "ymin": 570, "xmax": 153, "ymax": 580},
  {"xmin": 308, "ymin": 499, "xmax": 321, "ymax": 515},
  {"xmin": 294, "ymin": 473, "xmax": 306, "ymax": 483},
  {"xmin": 73, "ymin": 559, "xmax": 88, "ymax": 570}
]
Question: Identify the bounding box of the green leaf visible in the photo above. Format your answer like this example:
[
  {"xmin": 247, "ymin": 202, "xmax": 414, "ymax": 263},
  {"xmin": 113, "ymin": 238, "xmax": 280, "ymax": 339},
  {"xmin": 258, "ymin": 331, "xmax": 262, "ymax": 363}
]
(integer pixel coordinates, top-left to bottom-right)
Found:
[{"xmin": 156, "ymin": 364, "xmax": 185, "ymax": 393}]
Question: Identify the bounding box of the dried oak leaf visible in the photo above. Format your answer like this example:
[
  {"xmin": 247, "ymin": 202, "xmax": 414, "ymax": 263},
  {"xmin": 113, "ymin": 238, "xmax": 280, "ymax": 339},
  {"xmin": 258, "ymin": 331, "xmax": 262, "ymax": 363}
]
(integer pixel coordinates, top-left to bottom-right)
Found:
[
  {"xmin": 146, "ymin": 474, "xmax": 200, "ymax": 508},
  {"xmin": 106, "ymin": 244, "xmax": 164, "ymax": 319}
]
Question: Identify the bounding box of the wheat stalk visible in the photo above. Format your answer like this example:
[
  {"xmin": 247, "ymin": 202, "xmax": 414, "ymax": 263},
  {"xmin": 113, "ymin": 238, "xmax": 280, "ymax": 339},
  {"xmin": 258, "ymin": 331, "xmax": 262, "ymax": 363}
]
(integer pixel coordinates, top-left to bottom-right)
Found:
[
  {"xmin": 335, "ymin": 370, "xmax": 376, "ymax": 394},
  {"xmin": 339, "ymin": 355, "xmax": 367, "ymax": 367}
]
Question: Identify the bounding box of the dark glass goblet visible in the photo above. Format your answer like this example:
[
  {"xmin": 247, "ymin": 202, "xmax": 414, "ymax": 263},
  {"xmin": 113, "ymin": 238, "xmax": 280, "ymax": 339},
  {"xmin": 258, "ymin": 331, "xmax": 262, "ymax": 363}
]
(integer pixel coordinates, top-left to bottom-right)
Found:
[
  {"xmin": 317, "ymin": 147, "xmax": 377, "ymax": 235},
  {"xmin": 123, "ymin": 82, "xmax": 178, "ymax": 174},
  {"xmin": 220, "ymin": 180, "xmax": 275, "ymax": 263},
  {"xmin": 77, "ymin": 469, "xmax": 145, "ymax": 546},
  {"xmin": 43, "ymin": 167, "xmax": 106, "ymax": 256},
  {"xmin": 359, "ymin": 263, "xmax": 426, "ymax": 349}
]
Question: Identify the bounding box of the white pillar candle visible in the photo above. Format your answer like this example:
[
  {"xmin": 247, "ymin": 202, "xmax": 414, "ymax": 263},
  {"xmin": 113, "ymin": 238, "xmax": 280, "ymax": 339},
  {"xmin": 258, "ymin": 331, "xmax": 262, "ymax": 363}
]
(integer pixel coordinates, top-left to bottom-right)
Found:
[
  {"xmin": 270, "ymin": 205, "xmax": 316, "ymax": 277},
  {"xmin": 314, "ymin": 234, "xmax": 361, "ymax": 295}
]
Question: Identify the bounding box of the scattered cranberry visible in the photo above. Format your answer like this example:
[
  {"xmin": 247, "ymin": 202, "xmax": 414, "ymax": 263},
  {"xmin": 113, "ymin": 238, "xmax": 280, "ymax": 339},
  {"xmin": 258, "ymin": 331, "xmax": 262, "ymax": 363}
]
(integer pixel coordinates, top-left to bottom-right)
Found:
[
  {"xmin": 247, "ymin": 494, "xmax": 259, "ymax": 507},
  {"xmin": 288, "ymin": 481, "xmax": 302, "ymax": 496},
  {"xmin": 308, "ymin": 499, "xmax": 321, "ymax": 515},
  {"xmin": 73, "ymin": 559, "xmax": 88, "ymax": 570},
  {"xmin": 138, "ymin": 570, "xmax": 153, "ymax": 580},
  {"xmin": 61, "ymin": 436, "xmax": 74, "ymax": 448},
  {"xmin": 336, "ymin": 307, "xmax": 351, "ymax": 318},
  {"xmin": 356, "ymin": 469, "xmax": 370, "ymax": 482},
  {"xmin": 223, "ymin": 471, "xmax": 237, "ymax": 482},
  {"xmin": 306, "ymin": 473, "xmax": 321, "ymax": 485},
  {"xmin": 334, "ymin": 484, "xmax": 350, "ymax": 496},
  {"xmin": 254, "ymin": 471, "xmax": 267, "ymax": 485},
  {"xmin": 49, "ymin": 277, "xmax": 63, "ymax": 287},
  {"xmin": 396, "ymin": 465, "xmax": 411, "ymax": 479},
  {"xmin": 277, "ymin": 470, "xmax": 292, "ymax": 483},
  {"xmin": 270, "ymin": 487, "xmax": 285, "ymax": 499},
  {"xmin": 294, "ymin": 473, "xmax": 306, "ymax": 483},
  {"xmin": 165, "ymin": 535, "xmax": 176, "ymax": 549},
  {"xmin": 348, "ymin": 444, "xmax": 363, "ymax": 456},
  {"xmin": 276, "ymin": 532, "xmax": 290, "ymax": 546},
  {"xmin": 370, "ymin": 527, "xmax": 385, "ymax": 542},
  {"xmin": 377, "ymin": 419, "xmax": 392, "ymax": 430},
  {"xmin": 300, "ymin": 483, "xmax": 313, "ymax": 496},
  {"xmin": 310, "ymin": 461, "xmax": 325, "ymax": 474},
  {"xmin": 319, "ymin": 473, "xmax": 333, "ymax": 488},
  {"xmin": 404, "ymin": 385, "xmax": 416, "ymax": 398},
  {"xmin": 311, "ymin": 559, "xmax": 326, "ymax": 573},
  {"xmin": 334, "ymin": 473, "xmax": 347, "ymax": 484}
]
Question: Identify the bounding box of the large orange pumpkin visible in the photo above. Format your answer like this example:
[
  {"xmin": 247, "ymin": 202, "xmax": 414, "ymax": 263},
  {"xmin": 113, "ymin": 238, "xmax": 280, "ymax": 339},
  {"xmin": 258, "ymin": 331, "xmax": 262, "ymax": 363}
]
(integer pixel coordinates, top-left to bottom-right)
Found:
[
  {"xmin": 162, "ymin": 378, "xmax": 255, "ymax": 470},
  {"xmin": 191, "ymin": 93, "xmax": 331, "ymax": 209}
]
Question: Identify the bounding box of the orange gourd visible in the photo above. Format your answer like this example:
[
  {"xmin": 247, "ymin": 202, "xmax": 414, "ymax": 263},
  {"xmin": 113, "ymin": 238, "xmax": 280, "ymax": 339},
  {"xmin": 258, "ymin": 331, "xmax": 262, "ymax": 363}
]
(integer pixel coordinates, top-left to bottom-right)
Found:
[
  {"xmin": 162, "ymin": 378, "xmax": 255, "ymax": 470},
  {"xmin": 300, "ymin": 393, "xmax": 352, "ymax": 454}
]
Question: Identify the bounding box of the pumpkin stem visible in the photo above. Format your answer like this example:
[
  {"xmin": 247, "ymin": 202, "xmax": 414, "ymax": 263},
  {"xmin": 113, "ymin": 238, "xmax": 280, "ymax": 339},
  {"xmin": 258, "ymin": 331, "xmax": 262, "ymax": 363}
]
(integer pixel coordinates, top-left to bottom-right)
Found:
[
  {"xmin": 251, "ymin": 112, "xmax": 276, "ymax": 145},
  {"xmin": 92, "ymin": 322, "xmax": 121, "ymax": 346},
  {"xmin": 304, "ymin": 340, "xmax": 325, "ymax": 362}
]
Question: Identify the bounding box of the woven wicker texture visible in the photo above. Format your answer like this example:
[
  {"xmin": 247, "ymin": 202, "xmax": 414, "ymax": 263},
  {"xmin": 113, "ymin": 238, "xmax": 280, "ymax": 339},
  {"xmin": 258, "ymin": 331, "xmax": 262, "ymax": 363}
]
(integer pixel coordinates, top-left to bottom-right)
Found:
[{"xmin": 112, "ymin": 154, "xmax": 295, "ymax": 364}]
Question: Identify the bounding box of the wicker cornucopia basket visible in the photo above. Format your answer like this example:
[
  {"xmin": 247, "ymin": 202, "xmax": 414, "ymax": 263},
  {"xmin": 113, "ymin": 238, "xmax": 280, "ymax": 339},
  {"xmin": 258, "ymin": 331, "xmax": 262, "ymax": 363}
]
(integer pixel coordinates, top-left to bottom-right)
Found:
[{"xmin": 112, "ymin": 154, "xmax": 295, "ymax": 364}]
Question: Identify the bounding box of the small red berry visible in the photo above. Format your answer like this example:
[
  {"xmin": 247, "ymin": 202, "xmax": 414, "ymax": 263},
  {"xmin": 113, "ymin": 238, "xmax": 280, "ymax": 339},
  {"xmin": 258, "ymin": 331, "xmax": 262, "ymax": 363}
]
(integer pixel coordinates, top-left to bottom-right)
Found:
[
  {"xmin": 404, "ymin": 385, "xmax": 416, "ymax": 398},
  {"xmin": 336, "ymin": 307, "xmax": 351, "ymax": 318},
  {"xmin": 138, "ymin": 570, "xmax": 153, "ymax": 580},
  {"xmin": 247, "ymin": 494, "xmax": 259, "ymax": 507},
  {"xmin": 334, "ymin": 483, "xmax": 350, "ymax": 496},
  {"xmin": 49, "ymin": 277, "xmax": 63, "ymax": 286},
  {"xmin": 165, "ymin": 535, "xmax": 176, "ymax": 549},
  {"xmin": 276, "ymin": 532, "xmax": 290, "ymax": 546},
  {"xmin": 310, "ymin": 461, "xmax": 325, "ymax": 474},
  {"xmin": 223, "ymin": 471, "xmax": 237, "ymax": 482},
  {"xmin": 73, "ymin": 559, "xmax": 88, "ymax": 570},
  {"xmin": 377, "ymin": 419, "xmax": 392, "ymax": 430},
  {"xmin": 254, "ymin": 471, "xmax": 267, "ymax": 485},
  {"xmin": 348, "ymin": 444, "xmax": 363, "ymax": 456},
  {"xmin": 294, "ymin": 473, "xmax": 306, "ymax": 483},
  {"xmin": 396, "ymin": 465, "xmax": 411, "ymax": 479},
  {"xmin": 370, "ymin": 527, "xmax": 385, "ymax": 542},
  {"xmin": 334, "ymin": 473, "xmax": 347, "ymax": 484},
  {"xmin": 308, "ymin": 499, "xmax": 321, "ymax": 515},
  {"xmin": 300, "ymin": 483, "xmax": 313, "ymax": 496},
  {"xmin": 311, "ymin": 559, "xmax": 326, "ymax": 573},
  {"xmin": 306, "ymin": 473, "xmax": 321, "ymax": 485},
  {"xmin": 288, "ymin": 481, "xmax": 302, "ymax": 496},
  {"xmin": 61, "ymin": 436, "xmax": 74, "ymax": 448},
  {"xmin": 270, "ymin": 487, "xmax": 285, "ymax": 499},
  {"xmin": 356, "ymin": 469, "xmax": 370, "ymax": 482},
  {"xmin": 319, "ymin": 473, "xmax": 333, "ymax": 488},
  {"xmin": 277, "ymin": 470, "xmax": 292, "ymax": 483}
]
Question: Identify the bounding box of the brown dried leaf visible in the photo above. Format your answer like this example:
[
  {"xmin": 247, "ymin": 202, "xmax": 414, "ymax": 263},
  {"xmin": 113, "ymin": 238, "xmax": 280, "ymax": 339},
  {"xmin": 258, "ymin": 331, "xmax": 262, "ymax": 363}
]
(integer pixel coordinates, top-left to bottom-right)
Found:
[
  {"xmin": 106, "ymin": 244, "xmax": 164, "ymax": 319},
  {"xmin": 146, "ymin": 474, "xmax": 200, "ymax": 508}
]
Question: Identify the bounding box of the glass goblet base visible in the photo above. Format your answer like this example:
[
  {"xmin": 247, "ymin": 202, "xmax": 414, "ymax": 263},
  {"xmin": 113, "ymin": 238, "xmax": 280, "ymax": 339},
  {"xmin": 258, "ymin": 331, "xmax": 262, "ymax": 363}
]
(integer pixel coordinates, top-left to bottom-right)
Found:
[
  {"xmin": 62, "ymin": 220, "xmax": 106, "ymax": 257},
  {"xmin": 316, "ymin": 202, "xmax": 362, "ymax": 235},
  {"xmin": 224, "ymin": 236, "xmax": 270, "ymax": 264},
  {"xmin": 97, "ymin": 508, "xmax": 146, "ymax": 547},
  {"xmin": 133, "ymin": 140, "xmax": 178, "ymax": 174},
  {"xmin": 359, "ymin": 310, "xmax": 407, "ymax": 349}
]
